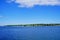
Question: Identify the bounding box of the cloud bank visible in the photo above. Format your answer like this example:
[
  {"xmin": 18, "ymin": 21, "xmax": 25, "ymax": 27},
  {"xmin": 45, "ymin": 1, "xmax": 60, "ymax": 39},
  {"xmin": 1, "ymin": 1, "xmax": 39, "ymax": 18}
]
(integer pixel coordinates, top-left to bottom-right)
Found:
[{"xmin": 7, "ymin": 0, "xmax": 60, "ymax": 7}]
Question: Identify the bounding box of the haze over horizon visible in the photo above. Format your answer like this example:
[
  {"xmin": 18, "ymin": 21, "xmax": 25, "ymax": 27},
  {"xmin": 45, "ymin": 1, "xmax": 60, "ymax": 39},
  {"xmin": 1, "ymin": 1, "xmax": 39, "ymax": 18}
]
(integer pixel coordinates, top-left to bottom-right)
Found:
[{"xmin": 0, "ymin": 0, "xmax": 60, "ymax": 25}]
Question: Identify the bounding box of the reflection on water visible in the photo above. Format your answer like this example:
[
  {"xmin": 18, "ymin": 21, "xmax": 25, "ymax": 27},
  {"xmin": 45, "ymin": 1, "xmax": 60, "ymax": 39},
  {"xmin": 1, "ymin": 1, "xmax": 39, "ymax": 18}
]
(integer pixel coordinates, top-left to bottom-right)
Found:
[{"xmin": 0, "ymin": 26, "xmax": 60, "ymax": 40}]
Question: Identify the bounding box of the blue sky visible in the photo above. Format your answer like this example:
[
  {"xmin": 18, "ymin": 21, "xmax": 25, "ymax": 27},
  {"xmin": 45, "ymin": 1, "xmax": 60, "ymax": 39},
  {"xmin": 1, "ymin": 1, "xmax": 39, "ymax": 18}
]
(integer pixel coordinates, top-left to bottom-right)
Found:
[{"xmin": 0, "ymin": 0, "xmax": 60, "ymax": 25}]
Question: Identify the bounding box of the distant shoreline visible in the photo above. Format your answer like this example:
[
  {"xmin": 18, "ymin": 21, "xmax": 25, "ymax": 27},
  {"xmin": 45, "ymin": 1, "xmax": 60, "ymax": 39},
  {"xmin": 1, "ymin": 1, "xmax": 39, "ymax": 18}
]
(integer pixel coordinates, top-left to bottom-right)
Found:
[{"xmin": 5, "ymin": 24, "xmax": 60, "ymax": 26}]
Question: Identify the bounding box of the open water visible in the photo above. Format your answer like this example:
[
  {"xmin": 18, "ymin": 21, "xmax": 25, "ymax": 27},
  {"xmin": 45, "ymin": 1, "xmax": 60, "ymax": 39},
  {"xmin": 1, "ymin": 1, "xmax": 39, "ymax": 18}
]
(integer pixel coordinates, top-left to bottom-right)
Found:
[{"xmin": 0, "ymin": 26, "xmax": 60, "ymax": 40}]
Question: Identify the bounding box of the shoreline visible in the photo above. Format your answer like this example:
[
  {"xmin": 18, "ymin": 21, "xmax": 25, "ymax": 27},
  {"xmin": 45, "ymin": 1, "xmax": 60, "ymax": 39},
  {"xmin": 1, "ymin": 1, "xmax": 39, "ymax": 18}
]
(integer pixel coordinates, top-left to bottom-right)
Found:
[{"xmin": 4, "ymin": 24, "xmax": 60, "ymax": 26}]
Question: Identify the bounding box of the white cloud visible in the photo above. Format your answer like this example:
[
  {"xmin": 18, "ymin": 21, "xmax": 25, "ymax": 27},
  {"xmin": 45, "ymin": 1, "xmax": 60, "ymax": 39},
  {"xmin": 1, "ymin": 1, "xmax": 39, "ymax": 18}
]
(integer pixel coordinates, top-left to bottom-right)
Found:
[{"xmin": 7, "ymin": 0, "xmax": 60, "ymax": 7}]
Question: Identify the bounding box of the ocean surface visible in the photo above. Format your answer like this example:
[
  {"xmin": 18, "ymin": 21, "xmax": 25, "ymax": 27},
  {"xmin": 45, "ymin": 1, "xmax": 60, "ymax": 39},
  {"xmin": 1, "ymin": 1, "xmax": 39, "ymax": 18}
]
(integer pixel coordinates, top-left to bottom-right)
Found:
[{"xmin": 0, "ymin": 26, "xmax": 60, "ymax": 40}]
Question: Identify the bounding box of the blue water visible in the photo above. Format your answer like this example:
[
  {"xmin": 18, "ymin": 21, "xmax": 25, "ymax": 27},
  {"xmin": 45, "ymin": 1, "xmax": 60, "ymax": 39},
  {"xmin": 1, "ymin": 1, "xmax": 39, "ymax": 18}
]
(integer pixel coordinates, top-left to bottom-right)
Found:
[{"xmin": 0, "ymin": 26, "xmax": 60, "ymax": 40}]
